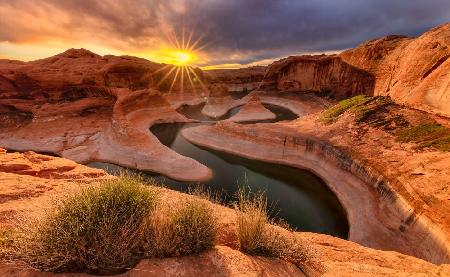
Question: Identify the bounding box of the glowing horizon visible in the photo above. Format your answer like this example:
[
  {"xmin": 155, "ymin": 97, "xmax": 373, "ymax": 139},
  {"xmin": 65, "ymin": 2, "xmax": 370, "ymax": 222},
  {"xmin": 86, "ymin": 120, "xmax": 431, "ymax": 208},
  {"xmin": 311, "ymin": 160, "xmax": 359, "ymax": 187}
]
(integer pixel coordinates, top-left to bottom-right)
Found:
[{"xmin": 0, "ymin": 1, "xmax": 448, "ymax": 69}]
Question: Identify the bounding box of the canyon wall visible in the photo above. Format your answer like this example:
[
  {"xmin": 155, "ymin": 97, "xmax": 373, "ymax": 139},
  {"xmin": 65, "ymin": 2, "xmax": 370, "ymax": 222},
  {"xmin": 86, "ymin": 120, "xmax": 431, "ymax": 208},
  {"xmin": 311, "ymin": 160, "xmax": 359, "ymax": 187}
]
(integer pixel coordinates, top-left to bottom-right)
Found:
[
  {"xmin": 261, "ymin": 55, "xmax": 376, "ymax": 98},
  {"xmin": 263, "ymin": 23, "xmax": 450, "ymax": 116},
  {"xmin": 203, "ymin": 66, "xmax": 266, "ymax": 92},
  {"xmin": 341, "ymin": 23, "xmax": 450, "ymax": 116},
  {"xmin": 0, "ymin": 48, "xmax": 202, "ymax": 103}
]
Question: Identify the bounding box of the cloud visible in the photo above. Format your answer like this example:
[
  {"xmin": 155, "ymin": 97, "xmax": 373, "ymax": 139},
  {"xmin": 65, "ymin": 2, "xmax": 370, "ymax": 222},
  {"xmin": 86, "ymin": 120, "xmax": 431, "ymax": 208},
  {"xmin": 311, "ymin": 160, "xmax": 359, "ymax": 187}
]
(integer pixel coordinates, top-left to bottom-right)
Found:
[{"xmin": 0, "ymin": 0, "xmax": 449, "ymax": 65}]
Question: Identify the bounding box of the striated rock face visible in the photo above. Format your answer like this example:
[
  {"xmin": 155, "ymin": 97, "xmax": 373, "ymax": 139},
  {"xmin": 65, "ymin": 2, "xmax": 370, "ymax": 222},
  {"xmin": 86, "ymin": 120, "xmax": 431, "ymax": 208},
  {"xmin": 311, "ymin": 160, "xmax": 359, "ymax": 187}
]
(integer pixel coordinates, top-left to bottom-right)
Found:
[
  {"xmin": 262, "ymin": 23, "xmax": 450, "ymax": 116},
  {"xmin": 261, "ymin": 55, "xmax": 376, "ymax": 98}
]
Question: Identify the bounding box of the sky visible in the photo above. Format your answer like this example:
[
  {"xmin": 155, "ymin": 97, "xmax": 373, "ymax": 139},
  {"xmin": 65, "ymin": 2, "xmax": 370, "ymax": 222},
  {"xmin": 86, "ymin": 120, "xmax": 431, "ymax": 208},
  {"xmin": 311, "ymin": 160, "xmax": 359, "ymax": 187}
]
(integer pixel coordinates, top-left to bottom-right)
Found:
[{"xmin": 0, "ymin": 0, "xmax": 449, "ymax": 69}]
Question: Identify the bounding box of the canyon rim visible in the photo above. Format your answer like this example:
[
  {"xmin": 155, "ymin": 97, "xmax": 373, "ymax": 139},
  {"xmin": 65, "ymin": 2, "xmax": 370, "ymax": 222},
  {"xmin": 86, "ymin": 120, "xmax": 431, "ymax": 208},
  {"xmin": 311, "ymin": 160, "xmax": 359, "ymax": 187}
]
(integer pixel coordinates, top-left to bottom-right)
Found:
[{"xmin": 1, "ymin": 1, "xmax": 450, "ymax": 276}]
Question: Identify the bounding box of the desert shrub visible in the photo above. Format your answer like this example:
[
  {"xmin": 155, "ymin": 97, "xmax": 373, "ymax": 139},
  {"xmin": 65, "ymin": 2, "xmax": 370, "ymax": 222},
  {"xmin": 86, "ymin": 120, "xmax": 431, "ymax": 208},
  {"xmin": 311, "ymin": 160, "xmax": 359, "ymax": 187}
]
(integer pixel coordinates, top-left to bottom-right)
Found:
[
  {"xmin": 396, "ymin": 124, "xmax": 445, "ymax": 142},
  {"xmin": 0, "ymin": 229, "xmax": 15, "ymax": 259},
  {"xmin": 143, "ymin": 198, "xmax": 217, "ymax": 257},
  {"xmin": 234, "ymin": 188, "xmax": 313, "ymax": 269},
  {"xmin": 321, "ymin": 95, "xmax": 370, "ymax": 124},
  {"xmin": 420, "ymin": 136, "xmax": 450, "ymax": 152},
  {"xmin": 171, "ymin": 199, "xmax": 217, "ymax": 255},
  {"xmin": 13, "ymin": 173, "xmax": 158, "ymax": 273},
  {"xmin": 346, "ymin": 96, "xmax": 393, "ymax": 123},
  {"xmin": 258, "ymin": 226, "xmax": 312, "ymax": 266}
]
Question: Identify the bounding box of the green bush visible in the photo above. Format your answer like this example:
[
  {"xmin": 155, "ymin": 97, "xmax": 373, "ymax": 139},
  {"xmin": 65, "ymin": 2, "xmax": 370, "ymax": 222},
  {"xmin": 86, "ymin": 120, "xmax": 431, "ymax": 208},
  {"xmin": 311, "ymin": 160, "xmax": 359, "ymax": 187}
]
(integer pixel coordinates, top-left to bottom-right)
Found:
[
  {"xmin": 172, "ymin": 199, "xmax": 218, "ymax": 255},
  {"xmin": 14, "ymin": 174, "xmax": 158, "ymax": 273},
  {"xmin": 396, "ymin": 124, "xmax": 450, "ymax": 152}
]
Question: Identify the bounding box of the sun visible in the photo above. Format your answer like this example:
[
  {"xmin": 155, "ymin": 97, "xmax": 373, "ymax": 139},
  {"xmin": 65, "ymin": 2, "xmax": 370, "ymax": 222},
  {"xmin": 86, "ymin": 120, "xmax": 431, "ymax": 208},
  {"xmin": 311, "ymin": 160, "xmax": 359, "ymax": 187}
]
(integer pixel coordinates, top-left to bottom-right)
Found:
[
  {"xmin": 173, "ymin": 51, "xmax": 194, "ymax": 66},
  {"xmin": 151, "ymin": 28, "xmax": 211, "ymax": 94}
]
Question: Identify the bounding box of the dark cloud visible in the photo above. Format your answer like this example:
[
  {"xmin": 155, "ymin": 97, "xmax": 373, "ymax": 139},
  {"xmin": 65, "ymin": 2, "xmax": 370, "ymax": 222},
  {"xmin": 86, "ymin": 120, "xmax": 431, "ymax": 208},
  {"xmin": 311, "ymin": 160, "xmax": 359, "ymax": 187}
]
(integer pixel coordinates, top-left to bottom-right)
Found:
[
  {"xmin": 0, "ymin": 0, "xmax": 449, "ymax": 65},
  {"xmin": 177, "ymin": 0, "xmax": 450, "ymax": 64}
]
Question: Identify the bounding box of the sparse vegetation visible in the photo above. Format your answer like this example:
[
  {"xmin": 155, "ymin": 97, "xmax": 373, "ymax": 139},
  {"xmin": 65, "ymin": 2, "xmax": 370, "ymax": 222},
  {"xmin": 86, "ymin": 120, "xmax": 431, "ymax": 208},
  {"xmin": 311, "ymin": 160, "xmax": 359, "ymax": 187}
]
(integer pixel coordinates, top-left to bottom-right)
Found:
[
  {"xmin": 171, "ymin": 199, "xmax": 217, "ymax": 255},
  {"xmin": 0, "ymin": 229, "xmax": 14, "ymax": 257},
  {"xmin": 13, "ymin": 173, "xmax": 158, "ymax": 273},
  {"xmin": 9, "ymin": 174, "xmax": 221, "ymax": 273},
  {"xmin": 321, "ymin": 95, "xmax": 450, "ymax": 152},
  {"xmin": 396, "ymin": 124, "xmax": 450, "ymax": 152},
  {"xmin": 320, "ymin": 95, "xmax": 398, "ymax": 124},
  {"xmin": 321, "ymin": 95, "xmax": 370, "ymax": 124},
  {"xmin": 234, "ymin": 188, "xmax": 312, "ymax": 268},
  {"xmin": 5, "ymin": 172, "xmax": 318, "ymax": 274},
  {"xmin": 396, "ymin": 124, "xmax": 445, "ymax": 142},
  {"xmin": 234, "ymin": 188, "xmax": 268, "ymax": 253},
  {"xmin": 350, "ymin": 96, "xmax": 394, "ymax": 123},
  {"xmin": 259, "ymin": 226, "xmax": 311, "ymax": 266}
]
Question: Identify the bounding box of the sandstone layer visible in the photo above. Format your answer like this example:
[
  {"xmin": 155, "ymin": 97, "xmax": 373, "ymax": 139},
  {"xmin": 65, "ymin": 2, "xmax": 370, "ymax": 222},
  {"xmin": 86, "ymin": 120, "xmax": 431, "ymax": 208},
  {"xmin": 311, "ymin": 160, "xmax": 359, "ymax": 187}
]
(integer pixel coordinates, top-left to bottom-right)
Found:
[
  {"xmin": 1, "ymin": 149, "xmax": 449, "ymax": 276},
  {"xmin": 261, "ymin": 55, "xmax": 376, "ymax": 98}
]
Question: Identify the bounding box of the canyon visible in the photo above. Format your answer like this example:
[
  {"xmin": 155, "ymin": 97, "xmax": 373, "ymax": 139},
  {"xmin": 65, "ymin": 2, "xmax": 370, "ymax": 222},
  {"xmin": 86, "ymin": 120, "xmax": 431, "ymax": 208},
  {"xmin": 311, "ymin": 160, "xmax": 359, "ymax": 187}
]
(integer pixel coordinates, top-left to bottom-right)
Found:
[{"xmin": 0, "ymin": 22, "xmax": 450, "ymax": 276}]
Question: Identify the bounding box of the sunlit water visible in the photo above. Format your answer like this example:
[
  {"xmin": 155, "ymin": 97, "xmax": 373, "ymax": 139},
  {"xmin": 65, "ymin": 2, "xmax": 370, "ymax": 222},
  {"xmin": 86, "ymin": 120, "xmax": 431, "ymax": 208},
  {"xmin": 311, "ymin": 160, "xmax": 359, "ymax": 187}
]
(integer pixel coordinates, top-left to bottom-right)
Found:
[{"xmin": 89, "ymin": 102, "xmax": 349, "ymax": 238}]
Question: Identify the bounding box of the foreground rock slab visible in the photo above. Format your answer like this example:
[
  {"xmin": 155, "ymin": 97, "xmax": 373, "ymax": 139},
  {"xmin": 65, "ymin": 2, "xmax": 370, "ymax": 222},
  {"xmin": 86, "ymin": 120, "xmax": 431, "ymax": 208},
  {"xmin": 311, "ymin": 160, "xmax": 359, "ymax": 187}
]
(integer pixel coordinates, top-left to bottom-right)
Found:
[{"xmin": 0, "ymin": 149, "xmax": 449, "ymax": 276}]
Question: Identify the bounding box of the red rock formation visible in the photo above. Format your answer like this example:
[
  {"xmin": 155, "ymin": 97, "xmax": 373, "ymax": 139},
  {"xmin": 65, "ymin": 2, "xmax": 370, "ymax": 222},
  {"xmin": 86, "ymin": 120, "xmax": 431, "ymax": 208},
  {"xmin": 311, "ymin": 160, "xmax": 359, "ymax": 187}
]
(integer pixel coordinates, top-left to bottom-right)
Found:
[
  {"xmin": 340, "ymin": 23, "xmax": 450, "ymax": 116},
  {"xmin": 204, "ymin": 66, "xmax": 266, "ymax": 92},
  {"xmin": 0, "ymin": 48, "xmax": 201, "ymax": 105},
  {"xmin": 0, "ymin": 50, "xmax": 212, "ymax": 181},
  {"xmin": 261, "ymin": 55, "xmax": 376, "ymax": 98},
  {"xmin": 262, "ymin": 23, "xmax": 450, "ymax": 116},
  {"xmin": 227, "ymin": 95, "xmax": 276, "ymax": 122}
]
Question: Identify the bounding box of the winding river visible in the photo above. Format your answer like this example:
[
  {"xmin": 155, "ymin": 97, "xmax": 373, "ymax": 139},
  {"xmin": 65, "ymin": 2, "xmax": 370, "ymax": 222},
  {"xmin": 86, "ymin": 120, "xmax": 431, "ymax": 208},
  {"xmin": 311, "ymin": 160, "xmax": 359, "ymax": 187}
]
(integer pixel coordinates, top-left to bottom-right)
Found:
[{"xmin": 89, "ymin": 102, "xmax": 349, "ymax": 238}]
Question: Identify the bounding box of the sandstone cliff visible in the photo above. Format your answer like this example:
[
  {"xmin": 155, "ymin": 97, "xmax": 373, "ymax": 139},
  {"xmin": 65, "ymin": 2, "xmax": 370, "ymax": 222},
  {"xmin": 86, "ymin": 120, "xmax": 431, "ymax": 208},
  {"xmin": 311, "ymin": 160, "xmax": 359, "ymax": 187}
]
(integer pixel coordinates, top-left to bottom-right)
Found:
[
  {"xmin": 262, "ymin": 23, "xmax": 450, "ymax": 116},
  {"xmin": 261, "ymin": 55, "xmax": 376, "ymax": 98},
  {"xmin": 341, "ymin": 23, "xmax": 450, "ymax": 116},
  {"xmin": 0, "ymin": 48, "xmax": 203, "ymax": 103}
]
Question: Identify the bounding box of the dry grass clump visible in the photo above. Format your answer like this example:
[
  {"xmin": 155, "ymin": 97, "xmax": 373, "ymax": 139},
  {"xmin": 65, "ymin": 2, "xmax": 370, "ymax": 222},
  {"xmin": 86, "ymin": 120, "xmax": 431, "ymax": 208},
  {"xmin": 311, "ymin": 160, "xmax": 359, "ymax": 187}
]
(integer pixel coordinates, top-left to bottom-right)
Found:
[
  {"xmin": 8, "ymin": 174, "xmax": 220, "ymax": 274},
  {"xmin": 234, "ymin": 188, "xmax": 312, "ymax": 268},
  {"xmin": 259, "ymin": 226, "xmax": 311, "ymax": 266},
  {"xmin": 143, "ymin": 197, "xmax": 218, "ymax": 257},
  {"xmin": 12, "ymin": 173, "xmax": 159, "ymax": 274},
  {"xmin": 234, "ymin": 188, "xmax": 268, "ymax": 253}
]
